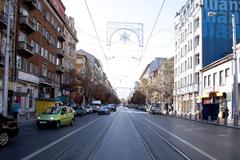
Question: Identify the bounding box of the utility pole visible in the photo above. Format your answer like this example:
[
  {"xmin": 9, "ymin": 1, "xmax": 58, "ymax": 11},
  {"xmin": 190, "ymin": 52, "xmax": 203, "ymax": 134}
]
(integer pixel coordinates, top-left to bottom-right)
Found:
[
  {"xmin": 2, "ymin": 0, "xmax": 12, "ymax": 116},
  {"xmin": 231, "ymin": 14, "xmax": 239, "ymax": 126}
]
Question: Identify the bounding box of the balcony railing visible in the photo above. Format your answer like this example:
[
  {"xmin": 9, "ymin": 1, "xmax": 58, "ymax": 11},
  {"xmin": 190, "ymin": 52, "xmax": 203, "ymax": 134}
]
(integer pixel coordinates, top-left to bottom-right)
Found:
[
  {"xmin": 19, "ymin": 15, "xmax": 36, "ymax": 34},
  {"xmin": 57, "ymin": 32, "xmax": 65, "ymax": 42},
  {"xmin": 56, "ymin": 65, "xmax": 64, "ymax": 73},
  {"xmin": 22, "ymin": 0, "xmax": 37, "ymax": 10},
  {"xmin": 56, "ymin": 49, "xmax": 64, "ymax": 58},
  {"xmin": 17, "ymin": 41, "xmax": 35, "ymax": 57},
  {"xmin": 39, "ymin": 76, "xmax": 52, "ymax": 86},
  {"xmin": 0, "ymin": 11, "xmax": 7, "ymax": 30}
]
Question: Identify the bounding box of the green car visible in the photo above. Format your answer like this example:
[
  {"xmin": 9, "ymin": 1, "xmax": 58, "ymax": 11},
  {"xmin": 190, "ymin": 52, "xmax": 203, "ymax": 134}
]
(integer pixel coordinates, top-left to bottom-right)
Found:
[{"xmin": 36, "ymin": 106, "xmax": 75, "ymax": 129}]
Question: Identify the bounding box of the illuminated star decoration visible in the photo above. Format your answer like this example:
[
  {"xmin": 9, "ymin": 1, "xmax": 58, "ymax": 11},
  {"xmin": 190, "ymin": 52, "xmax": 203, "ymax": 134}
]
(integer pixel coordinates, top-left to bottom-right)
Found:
[{"xmin": 119, "ymin": 30, "xmax": 131, "ymax": 44}]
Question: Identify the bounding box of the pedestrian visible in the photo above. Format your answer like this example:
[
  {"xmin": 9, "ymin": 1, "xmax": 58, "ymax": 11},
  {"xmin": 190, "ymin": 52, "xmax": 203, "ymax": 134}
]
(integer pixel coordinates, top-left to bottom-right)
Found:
[
  {"xmin": 224, "ymin": 107, "xmax": 229, "ymax": 119},
  {"xmin": 13, "ymin": 100, "xmax": 19, "ymax": 120}
]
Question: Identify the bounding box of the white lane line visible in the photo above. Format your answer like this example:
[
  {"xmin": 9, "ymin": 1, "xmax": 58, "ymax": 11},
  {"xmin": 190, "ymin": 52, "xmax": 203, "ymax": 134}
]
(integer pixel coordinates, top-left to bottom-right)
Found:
[
  {"xmin": 21, "ymin": 127, "xmax": 34, "ymax": 132},
  {"xmin": 144, "ymin": 118, "xmax": 217, "ymax": 160},
  {"xmin": 21, "ymin": 117, "xmax": 101, "ymax": 160}
]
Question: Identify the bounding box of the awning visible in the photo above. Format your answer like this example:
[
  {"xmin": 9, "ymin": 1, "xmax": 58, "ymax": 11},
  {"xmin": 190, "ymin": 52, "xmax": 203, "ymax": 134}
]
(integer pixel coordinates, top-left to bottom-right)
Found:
[{"xmin": 199, "ymin": 92, "xmax": 226, "ymax": 99}]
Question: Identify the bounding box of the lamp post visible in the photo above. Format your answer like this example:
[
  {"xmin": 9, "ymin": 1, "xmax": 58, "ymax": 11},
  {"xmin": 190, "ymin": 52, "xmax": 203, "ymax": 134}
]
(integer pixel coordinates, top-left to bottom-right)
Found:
[{"xmin": 208, "ymin": 12, "xmax": 239, "ymax": 126}]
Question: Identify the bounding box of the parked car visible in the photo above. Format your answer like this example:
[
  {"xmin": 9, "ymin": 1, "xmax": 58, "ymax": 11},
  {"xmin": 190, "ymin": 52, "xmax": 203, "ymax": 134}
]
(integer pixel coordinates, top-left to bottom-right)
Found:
[
  {"xmin": 84, "ymin": 105, "xmax": 93, "ymax": 114},
  {"xmin": 150, "ymin": 103, "xmax": 161, "ymax": 114},
  {"xmin": 73, "ymin": 106, "xmax": 86, "ymax": 116},
  {"xmin": 107, "ymin": 104, "xmax": 117, "ymax": 112},
  {"xmin": 0, "ymin": 114, "xmax": 19, "ymax": 147},
  {"xmin": 36, "ymin": 106, "xmax": 75, "ymax": 129},
  {"xmin": 98, "ymin": 106, "xmax": 111, "ymax": 115}
]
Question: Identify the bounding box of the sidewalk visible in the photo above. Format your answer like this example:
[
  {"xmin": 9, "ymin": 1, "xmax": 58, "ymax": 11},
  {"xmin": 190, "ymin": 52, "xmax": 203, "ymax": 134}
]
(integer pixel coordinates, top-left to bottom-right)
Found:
[{"xmin": 165, "ymin": 111, "xmax": 240, "ymax": 129}]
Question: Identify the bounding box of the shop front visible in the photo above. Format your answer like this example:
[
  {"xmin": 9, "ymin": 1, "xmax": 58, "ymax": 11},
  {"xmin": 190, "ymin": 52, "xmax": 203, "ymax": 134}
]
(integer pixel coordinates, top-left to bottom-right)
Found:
[{"xmin": 200, "ymin": 92, "xmax": 227, "ymax": 121}]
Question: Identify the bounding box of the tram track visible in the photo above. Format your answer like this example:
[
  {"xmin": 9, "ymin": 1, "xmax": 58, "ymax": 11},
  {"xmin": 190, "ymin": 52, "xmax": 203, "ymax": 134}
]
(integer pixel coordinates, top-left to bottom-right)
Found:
[
  {"xmin": 48, "ymin": 111, "xmax": 118, "ymax": 160},
  {"xmin": 129, "ymin": 113, "xmax": 192, "ymax": 160}
]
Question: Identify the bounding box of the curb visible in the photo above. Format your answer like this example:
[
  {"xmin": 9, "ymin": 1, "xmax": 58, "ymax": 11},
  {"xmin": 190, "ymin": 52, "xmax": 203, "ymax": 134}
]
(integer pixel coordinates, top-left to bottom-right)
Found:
[{"xmin": 164, "ymin": 114, "xmax": 240, "ymax": 129}]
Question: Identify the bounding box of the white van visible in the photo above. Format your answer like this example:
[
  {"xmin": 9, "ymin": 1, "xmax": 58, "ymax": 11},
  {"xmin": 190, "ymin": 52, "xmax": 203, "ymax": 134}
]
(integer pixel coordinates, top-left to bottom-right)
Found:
[{"xmin": 91, "ymin": 100, "xmax": 101, "ymax": 112}]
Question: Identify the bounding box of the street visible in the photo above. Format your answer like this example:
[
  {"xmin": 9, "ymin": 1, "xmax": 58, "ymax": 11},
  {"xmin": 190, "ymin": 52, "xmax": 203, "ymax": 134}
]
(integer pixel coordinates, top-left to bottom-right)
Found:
[{"xmin": 1, "ymin": 106, "xmax": 240, "ymax": 160}]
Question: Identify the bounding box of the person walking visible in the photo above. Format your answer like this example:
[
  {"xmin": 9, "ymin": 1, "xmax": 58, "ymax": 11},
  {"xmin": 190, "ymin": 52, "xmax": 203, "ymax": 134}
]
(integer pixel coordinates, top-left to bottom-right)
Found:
[{"xmin": 13, "ymin": 100, "xmax": 19, "ymax": 120}]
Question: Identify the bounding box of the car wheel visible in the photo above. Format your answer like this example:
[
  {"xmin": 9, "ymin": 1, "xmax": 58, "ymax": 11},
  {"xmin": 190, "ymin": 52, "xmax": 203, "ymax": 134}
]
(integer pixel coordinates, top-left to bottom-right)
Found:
[
  {"xmin": 56, "ymin": 121, "xmax": 61, "ymax": 129},
  {"xmin": 70, "ymin": 119, "xmax": 74, "ymax": 126},
  {"xmin": 0, "ymin": 131, "xmax": 9, "ymax": 147}
]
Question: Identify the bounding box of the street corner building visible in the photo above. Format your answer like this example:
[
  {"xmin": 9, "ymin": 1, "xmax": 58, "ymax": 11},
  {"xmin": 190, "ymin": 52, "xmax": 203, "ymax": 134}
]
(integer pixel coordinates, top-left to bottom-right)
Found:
[{"xmin": 173, "ymin": 0, "xmax": 240, "ymax": 120}]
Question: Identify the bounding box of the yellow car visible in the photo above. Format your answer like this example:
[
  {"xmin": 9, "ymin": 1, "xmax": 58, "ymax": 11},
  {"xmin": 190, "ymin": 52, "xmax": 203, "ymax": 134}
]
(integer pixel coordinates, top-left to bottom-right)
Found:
[{"xmin": 36, "ymin": 106, "xmax": 75, "ymax": 129}]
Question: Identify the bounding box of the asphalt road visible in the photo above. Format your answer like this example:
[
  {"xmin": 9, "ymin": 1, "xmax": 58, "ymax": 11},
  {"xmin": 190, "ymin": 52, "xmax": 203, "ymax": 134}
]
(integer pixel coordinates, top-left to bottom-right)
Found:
[{"xmin": 1, "ymin": 106, "xmax": 240, "ymax": 160}]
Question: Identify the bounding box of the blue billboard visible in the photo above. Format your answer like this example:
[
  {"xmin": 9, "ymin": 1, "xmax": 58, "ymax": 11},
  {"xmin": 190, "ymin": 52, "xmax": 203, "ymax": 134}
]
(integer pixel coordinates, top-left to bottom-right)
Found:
[{"xmin": 202, "ymin": 0, "xmax": 240, "ymax": 66}]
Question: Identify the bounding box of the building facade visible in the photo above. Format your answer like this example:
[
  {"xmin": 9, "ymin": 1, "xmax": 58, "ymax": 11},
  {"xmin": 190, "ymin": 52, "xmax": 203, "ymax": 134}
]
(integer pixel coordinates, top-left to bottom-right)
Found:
[
  {"xmin": 174, "ymin": 0, "xmax": 240, "ymax": 114},
  {"xmin": 201, "ymin": 44, "xmax": 240, "ymax": 119},
  {"xmin": 62, "ymin": 16, "xmax": 78, "ymax": 96},
  {"xmin": 14, "ymin": 0, "xmax": 66, "ymax": 114}
]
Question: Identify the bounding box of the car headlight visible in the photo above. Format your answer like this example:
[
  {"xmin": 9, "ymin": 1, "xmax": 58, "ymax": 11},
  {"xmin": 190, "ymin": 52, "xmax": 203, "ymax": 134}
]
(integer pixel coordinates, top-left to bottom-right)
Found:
[
  {"xmin": 37, "ymin": 116, "xmax": 41, "ymax": 119},
  {"xmin": 50, "ymin": 117, "xmax": 54, "ymax": 120}
]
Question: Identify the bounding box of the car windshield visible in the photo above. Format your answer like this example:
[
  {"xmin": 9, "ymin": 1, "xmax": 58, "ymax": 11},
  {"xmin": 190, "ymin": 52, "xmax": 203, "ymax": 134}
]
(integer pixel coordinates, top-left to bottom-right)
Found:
[{"xmin": 44, "ymin": 107, "xmax": 61, "ymax": 114}]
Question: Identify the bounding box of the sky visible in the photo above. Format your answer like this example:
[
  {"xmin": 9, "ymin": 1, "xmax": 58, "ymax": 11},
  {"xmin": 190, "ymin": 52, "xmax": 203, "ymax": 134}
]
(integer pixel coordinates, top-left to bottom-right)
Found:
[{"xmin": 62, "ymin": 0, "xmax": 187, "ymax": 99}]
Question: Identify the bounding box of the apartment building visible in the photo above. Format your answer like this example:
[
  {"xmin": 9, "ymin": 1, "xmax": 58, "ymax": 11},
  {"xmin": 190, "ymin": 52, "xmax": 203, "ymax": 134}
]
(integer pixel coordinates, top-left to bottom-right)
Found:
[
  {"xmin": 62, "ymin": 16, "xmax": 78, "ymax": 95},
  {"xmin": 174, "ymin": 0, "xmax": 240, "ymax": 114},
  {"xmin": 15, "ymin": 0, "xmax": 66, "ymax": 113}
]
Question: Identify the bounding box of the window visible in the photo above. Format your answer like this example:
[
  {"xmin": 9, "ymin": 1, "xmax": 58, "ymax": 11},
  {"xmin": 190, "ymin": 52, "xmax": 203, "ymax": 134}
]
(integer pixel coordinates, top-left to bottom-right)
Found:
[
  {"xmin": 194, "ymin": 35, "xmax": 200, "ymax": 47},
  {"xmin": 189, "ymin": 22, "xmax": 192, "ymax": 34},
  {"xmin": 41, "ymin": 47, "xmax": 44, "ymax": 57},
  {"xmin": 195, "ymin": 72, "xmax": 199, "ymax": 84},
  {"xmin": 219, "ymin": 70, "xmax": 225, "ymax": 85},
  {"xmin": 189, "ymin": 56, "xmax": 192, "ymax": 68},
  {"xmin": 36, "ymin": 43, "xmax": 40, "ymax": 54},
  {"xmin": 44, "ymin": 49, "xmax": 48, "ymax": 59},
  {"xmin": 194, "ymin": 17, "xmax": 199, "ymax": 30},
  {"xmin": 204, "ymin": 76, "xmax": 207, "ymax": 88},
  {"xmin": 35, "ymin": 64, "xmax": 39, "ymax": 74},
  {"xmin": 225, "ymin": 68, "xmax": 230, "ymax": 78},
  {"xmin": 22, "ymin": 58, "xmax": 28, "ymax": 71},
  {"xmin": 42, "ymin": 66, "xmax": 47, "ymax": 77},
  {"xmin": 195, "ymin": 54, "xmax": 200, "ymax": 65},
  {"xmin": 208, "ymin": 75, "xmax": 211, "ymax": 87},
  {"xmin": 189, "ymin": 74, "xmax": 192, "ymax": 84},
  {"xmin": 30, "ymin": 62, "xmax": 34, "ymax": 73},
  {"xmin": 18, "ymin": 32, "xmax": 27, "ymax": 42},
  {"xmin": 213, "ymin": 72, "xmax": 217, "ymax": 87},
  {"xmin": 16, "ymin": 56, "xmax": 21, "ymax": 69}
]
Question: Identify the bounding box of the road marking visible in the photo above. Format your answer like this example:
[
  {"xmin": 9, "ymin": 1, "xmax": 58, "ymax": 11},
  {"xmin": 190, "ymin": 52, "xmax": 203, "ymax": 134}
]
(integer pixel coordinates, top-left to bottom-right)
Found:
[
  {"xmin": 120, "ymin": 111, "xmax": 148, "ymax": 114},
  {"xmin": 21, "ymin": 127, "xmax": 34, "ymax": 132},
  {"xmin": 21, "ymin": 117, "xmax": 101, "ymax": 160},
  {"xmin": 144, "ymin": 118, "xmax": 217, "ymax": 160}
]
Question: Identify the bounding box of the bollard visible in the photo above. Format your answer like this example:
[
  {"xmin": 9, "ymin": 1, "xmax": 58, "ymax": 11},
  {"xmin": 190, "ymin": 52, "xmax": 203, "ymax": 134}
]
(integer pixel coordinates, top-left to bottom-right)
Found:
[
  {"xmin": 195, "ymin": 114, "xmax": 197, "ymax": 120},
  {"xmin": 190, "ymin": 113, "xmax": 192, "ymax": 120},
  {"xmin": 181, "ymin": 113, "xmax": 183, "ymax": 118},
  {"xmin": 234, "ymin": 114, "xmax": 239, "ymax": 126},
  {"xmin": 184, "ymin": 113, "xmax": 187, "ymax": 119}
]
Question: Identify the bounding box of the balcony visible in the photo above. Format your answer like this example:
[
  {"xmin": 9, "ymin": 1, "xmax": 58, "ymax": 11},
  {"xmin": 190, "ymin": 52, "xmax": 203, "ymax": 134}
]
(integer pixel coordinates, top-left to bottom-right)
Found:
[
  {"xmin": 39, "ymin": 77, "xmax": 52, "ymax": 86},
  {"xmin": 19, "ymin": 16, "xmax": 36, "ymax": 34},
  {"xmin": 22, "ymin": 0, "xmax": 37, "ymax": 10},
  {"xmin": 0, "ymin": 11, "xmax": 7, "ymax": 30},
  {"xmin": 56, "ymin": 65, "xmax": 64, "ymax": 74},
  {"xmin": 56, "ymin": 49, "xmax": 64, "ymax": 58},
  {"xmin": 57, "ymin": 32, "xmax": 65, "ymax": 42},
  {"xmin": 17, "ymin": 41, "xmax": 35, "ymax": 57}
]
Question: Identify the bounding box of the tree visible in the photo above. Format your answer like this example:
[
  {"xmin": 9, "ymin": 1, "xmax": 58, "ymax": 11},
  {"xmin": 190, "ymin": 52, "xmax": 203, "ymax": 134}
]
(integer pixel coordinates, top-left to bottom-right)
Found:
[{"xmin": 130, "ymin": 90, "xmax": 146, "ymax": 105}]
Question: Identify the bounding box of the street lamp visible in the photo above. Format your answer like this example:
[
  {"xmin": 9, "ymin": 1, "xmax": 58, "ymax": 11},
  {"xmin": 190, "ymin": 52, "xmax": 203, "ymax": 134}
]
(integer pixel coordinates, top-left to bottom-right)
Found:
[{"xmin": 208, "ymin": 12, "xmax": 239, "ymax": 126}]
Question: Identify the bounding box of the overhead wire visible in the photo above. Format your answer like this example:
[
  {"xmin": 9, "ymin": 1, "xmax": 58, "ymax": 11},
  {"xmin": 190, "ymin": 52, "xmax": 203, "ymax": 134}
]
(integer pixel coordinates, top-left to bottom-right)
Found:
[
  {"xmin": 84, "ymin": 0, "xmax": 111, "ymax": 74},
  {"xmin": 135, "ymin": 0, "xmax": 167, "ymax": 77}
]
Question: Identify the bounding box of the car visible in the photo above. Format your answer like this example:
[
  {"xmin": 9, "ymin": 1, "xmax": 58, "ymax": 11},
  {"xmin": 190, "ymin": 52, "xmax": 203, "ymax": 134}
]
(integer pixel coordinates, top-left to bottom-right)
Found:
[
  {"xmin": 72, "ymin": 106, "xmax": 86, "ymax": 116},
  {"xmin": 36, "ymin": 106, "xmax": 75, "ymax": 129},
  {"xmin": 107, "ymin": 104, "xmax": 117, "ymax": 112},
  {"xmin": 92, "ymin": 100, "xmax": 101, "ymax": 112},
  {"xmin": 0, "ymin": 114, "xmax": 19, "ymax": 147},
  {"xmin": 150, "ymin": 103, "xmax": 161, "ymax": 114},
  {"xmin": 97, "ymin": 106, "xmax": 111, "ymax": 115},
  {"xmin": 84, "ymin": 105, "xmax": 93, "ymax": 114}
]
